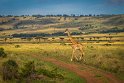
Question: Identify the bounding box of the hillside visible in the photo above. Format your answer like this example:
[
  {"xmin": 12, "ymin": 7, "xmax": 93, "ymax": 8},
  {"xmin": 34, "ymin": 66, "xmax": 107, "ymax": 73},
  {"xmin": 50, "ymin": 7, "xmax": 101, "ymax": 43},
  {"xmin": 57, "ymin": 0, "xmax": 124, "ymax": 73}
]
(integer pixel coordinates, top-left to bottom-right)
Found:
[
  {"xmin": 103, "ymin": 15, "xmax": 124, "ymax": 26},
  {"xmin": 0, "ymin": 15, "xmax": 124, "ymax": 37}
]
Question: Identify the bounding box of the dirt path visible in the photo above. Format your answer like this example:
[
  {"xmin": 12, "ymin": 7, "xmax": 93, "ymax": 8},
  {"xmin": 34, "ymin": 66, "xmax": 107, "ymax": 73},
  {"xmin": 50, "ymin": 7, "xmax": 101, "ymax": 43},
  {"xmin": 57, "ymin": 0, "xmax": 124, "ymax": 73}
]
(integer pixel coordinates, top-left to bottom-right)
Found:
[{"xmin": 32, "ymin": 55, "xmax": 123, "ymax": 83}]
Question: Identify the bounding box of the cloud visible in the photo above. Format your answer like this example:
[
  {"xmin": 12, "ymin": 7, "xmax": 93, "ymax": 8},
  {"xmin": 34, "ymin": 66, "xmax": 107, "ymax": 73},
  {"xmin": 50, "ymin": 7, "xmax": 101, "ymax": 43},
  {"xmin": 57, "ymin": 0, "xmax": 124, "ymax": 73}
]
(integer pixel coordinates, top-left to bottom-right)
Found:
[{"xmin": 107, "ymin": 0, "xmax": 124, "ymax": 5}]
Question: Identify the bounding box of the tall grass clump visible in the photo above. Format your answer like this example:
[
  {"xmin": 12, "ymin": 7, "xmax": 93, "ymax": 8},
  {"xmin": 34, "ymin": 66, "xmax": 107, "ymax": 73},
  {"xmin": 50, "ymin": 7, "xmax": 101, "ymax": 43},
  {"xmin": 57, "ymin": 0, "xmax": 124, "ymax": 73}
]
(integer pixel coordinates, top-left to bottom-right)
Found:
[
  {"xmin": 0, "ymin": 48, "xmax": 7, "ymax": 58},
  {"xmin": 84, "ymin": 45, "xmax": 124, "ymax": 74},
  {"xmin": 20, "ymin": 61, "xmax": 35, "ymax": 78},
  {"xmin": 15, "ymin": 45, "xmax": 21, "ymax": 48}
]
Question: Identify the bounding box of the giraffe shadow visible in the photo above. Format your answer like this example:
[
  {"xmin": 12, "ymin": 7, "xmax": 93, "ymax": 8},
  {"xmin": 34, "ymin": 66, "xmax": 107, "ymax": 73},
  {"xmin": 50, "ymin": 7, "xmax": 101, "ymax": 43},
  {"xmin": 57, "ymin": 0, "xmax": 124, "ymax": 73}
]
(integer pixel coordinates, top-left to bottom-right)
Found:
[{"xmin": 72, "ymin": 58, "xmax": 85, "ymax": 64}]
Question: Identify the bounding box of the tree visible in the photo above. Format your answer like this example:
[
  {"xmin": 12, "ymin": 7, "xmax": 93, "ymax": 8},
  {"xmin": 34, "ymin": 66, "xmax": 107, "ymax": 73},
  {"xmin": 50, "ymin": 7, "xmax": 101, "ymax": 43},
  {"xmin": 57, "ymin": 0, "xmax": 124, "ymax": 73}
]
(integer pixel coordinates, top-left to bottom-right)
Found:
[
  {"xmin": 96, "ymin": 37, "xmax": 100, "ymax": 42},
  {"xmin": 105, "ymin": 36, "xmax": 108, "ymax": 41},
  {"xmin": 109, "ymin": 36, "xmax": 113, "ymax": 41},
  {"xmin": 93, "ymin": 37, "xmax": 96, "ymax": 40},
  {"xmin": 96, "ymin": 37, "xmax": 99, "ymax": 40},
  {"xmin": 93, "ymin": 14, "xmax": 96, "ymax": 17},
  {"xmin": 27, "ymin": 38, "xmax": 32, "ymax": 41},
  {"xmin": 42, "ymin": 37, "xmax": 48, "ymax": 42},
  {"xmin": 59, "ymin": 37, "xmax": 64, "ymax": 41},
  {"xmin": 89, "ymin": 37, "xmax": 92, "ymax": 41},
  {"xmin": 4, "ymin": 38, "xmax": 7, "ymax": 42},
  {"xmin": 20, "ymin": 37, "xmax": 26, "ymax": 41},
  {"xmin": 52, "ymin": 38, "xmax": 55, "ymax": 41},
  {"xmin": 80, "ymin": 14, "xmax": 84, "ymax": 17},
  {"xmin": 35, "ymin": 37, "xmax": 41, "ymax": 42},
  {"xmin": 89, "ymin": 14, "xmax": 92, "ymax": 17},
  {"xmin": 71, "ymin": 14, "xmax": 75, "ymax": 17},
  {"xmin": 81, "ymin": 37, "xmax": 84, "ymax": 40}
]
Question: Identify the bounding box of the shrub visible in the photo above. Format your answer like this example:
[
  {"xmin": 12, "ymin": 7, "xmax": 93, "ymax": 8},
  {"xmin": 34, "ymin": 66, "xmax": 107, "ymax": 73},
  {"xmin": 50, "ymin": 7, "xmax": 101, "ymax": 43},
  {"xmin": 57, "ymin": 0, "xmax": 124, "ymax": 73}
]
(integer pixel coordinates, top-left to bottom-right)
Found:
[
  {"xmin": 60, "ymin": 42, "xmax": 66, "ymax": 45},
  {"xmin": 2, "ymin": 60, "xmax": 18, "ymax": 80},
  {"xmin": 36, "ymin": 67, "xmax": 64, "ymax": 79},
  {"xmin": 0, "ymin": 48, "xmax": 7, "ymax": 58},
  {"xmin": 21, "ymin": 61, "xmax": 35, "ymax": 78},
  {"xmin": 15, "ymin": 45, "xmax": 21, "ymax": 48},
  {"xmin": 103, "ymin": 44, "xmax": 111, "ymax": 46}
]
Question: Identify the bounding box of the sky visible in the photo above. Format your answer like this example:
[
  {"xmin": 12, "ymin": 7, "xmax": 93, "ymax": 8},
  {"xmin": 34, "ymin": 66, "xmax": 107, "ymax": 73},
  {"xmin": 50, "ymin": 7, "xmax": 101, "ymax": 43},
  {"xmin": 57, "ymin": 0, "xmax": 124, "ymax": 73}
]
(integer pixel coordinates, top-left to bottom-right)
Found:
[{"xmin": 0, "ymin": 0, "xmax": 124, "ymax": 15}]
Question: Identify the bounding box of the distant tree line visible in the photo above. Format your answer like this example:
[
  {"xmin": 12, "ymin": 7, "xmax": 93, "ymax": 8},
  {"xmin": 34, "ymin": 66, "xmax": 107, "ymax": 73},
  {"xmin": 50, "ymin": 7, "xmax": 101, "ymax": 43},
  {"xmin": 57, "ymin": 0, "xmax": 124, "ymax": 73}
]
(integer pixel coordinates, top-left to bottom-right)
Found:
[
  {"xmin": 0, "ymin": 14, "xmax": 116, "ymax": 18},
  {"xmin": 0, "ymin": 28, "xmax": 5, "ymax": 31},
  {"xmin": 0, "ymin": 28, "xmax": 12, "ymax": 31},
  {"xmin": 12, "ymin": 32, "xmax": 82, "ymax": 38},
  {"xmin": 100, "ymin": 27, "xmax": 124, "ymax": 33}
]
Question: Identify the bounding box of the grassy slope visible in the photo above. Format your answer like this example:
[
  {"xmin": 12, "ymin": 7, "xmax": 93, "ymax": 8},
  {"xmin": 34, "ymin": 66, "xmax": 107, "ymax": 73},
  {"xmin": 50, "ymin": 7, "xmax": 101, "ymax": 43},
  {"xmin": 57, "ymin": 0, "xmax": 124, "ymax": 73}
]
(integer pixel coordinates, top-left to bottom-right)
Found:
[
  {"xmin": 0, "ymin": 44, "xmax": 86, "ymax": 83},
  {"xmin": 103, "ymin": 15, "xmax": 124, "ymax": 26},
  {"xmin": 0, "ymin": 43, "xmax": 124, "ymax": 80},
  {"xmin": 0, "ymin": 15, "xmax": 124, "ymax": 36}
]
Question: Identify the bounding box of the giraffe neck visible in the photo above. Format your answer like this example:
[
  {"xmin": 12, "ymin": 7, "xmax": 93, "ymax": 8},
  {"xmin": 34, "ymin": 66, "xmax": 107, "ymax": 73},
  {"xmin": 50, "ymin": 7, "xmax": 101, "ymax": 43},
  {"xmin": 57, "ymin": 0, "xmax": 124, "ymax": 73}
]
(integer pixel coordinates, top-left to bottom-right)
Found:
[{"xmin": 67, "ymin": 31, "xmax": 78, "ymax": 45}]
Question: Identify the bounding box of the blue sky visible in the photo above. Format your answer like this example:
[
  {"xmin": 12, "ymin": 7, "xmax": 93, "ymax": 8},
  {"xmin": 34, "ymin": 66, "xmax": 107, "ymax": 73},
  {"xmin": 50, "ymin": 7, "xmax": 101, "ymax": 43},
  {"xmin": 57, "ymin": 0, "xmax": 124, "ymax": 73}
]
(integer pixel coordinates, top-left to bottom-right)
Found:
[{"xmin": 0, "ymin": 0, "xmax": 124, "ymax": 15}]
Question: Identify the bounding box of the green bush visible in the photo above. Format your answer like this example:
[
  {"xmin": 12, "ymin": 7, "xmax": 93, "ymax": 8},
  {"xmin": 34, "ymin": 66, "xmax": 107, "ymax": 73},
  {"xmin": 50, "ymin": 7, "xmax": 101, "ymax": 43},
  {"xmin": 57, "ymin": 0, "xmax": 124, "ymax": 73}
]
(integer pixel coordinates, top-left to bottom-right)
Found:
[
  {"xmin": 0, "ymin": 48, "xmax": 7, "ymax": 58},
  {"xmin": 15, "ymin": 45, "xmax": 21, "ymax": 48},
  {"xmin": 36, "ymin": 67, "xmax": 64, "ymax": 79},
  {"xmin": 21, "ymin": 61, "xmax": 35, "ymax": 78},
  {"xmin": 2, "ymin": 60, "xmax": 18, "ymax": 80}
]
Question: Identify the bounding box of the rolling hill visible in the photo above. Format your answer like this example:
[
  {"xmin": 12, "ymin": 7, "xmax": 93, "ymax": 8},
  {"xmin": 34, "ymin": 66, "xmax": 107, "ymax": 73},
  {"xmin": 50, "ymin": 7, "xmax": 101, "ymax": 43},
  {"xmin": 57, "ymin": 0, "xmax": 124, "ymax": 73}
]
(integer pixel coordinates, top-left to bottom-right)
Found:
[{"xmin": 0, "ymin": 15, "xmax": 124, "ymax": 37}]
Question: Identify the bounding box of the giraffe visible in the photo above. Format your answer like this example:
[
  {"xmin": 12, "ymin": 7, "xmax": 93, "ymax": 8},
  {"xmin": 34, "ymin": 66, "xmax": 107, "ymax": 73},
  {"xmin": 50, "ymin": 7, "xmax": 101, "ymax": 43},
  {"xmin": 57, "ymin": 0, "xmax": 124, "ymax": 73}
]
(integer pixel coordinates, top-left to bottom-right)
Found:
[{"xmin": 64, "ymin": 29, "xmax": 85, "ymax": 61}]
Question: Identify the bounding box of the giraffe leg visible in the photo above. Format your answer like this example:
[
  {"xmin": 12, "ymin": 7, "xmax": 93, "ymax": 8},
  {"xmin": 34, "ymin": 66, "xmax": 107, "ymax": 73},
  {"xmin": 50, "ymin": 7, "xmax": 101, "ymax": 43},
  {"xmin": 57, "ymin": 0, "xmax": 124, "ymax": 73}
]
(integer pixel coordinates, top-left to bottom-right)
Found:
[
  {"xmin": 71, "ymin": 49, "xmax": 79, "ymax": 61},
  {"xmin": 74, "ymin": 53, "xmax": 79, "ymax": 61},
  {"xmin": 79, "ymin": 48, "xmax": 84, "ymax": 61},
  {"xmin": 72, "ymin": 49, "xmax": 79, "ymax": 61},
  {"xmin": 71, "ymin": 49, "xmax": 75, "ymax": 61},
  {"xmin": 81, "ymin": 52, "xmax": 85, "ymax": 62}
]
